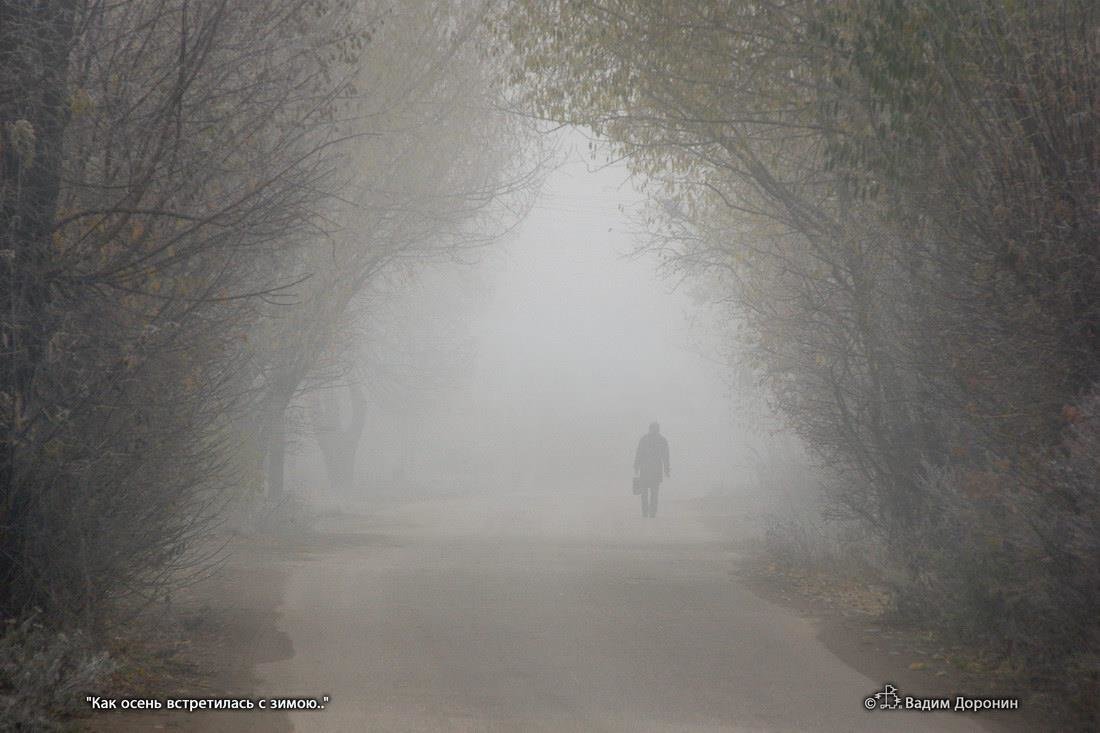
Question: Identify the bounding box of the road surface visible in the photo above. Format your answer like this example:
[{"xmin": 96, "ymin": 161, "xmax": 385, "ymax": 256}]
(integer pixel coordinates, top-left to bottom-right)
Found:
[{"xmin": 241, "ymin": 490, "xmax": 985, "ymax": 732}]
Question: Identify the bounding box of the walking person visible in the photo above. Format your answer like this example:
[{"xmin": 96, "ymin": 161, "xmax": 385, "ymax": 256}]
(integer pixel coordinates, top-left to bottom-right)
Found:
[{"xmin": 634, "ymin": 422, "xmax": 670, "ymax": 518}]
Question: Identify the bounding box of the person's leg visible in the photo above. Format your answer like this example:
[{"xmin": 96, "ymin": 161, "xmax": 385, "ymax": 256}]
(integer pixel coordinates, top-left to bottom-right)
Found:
[
  {"xmin": 649, "ymin": 484, "xmax": 659, "ymax": 517},
  {"xmin": 640, "ymin": 486, "xmax": 649, "ymax": 517}
]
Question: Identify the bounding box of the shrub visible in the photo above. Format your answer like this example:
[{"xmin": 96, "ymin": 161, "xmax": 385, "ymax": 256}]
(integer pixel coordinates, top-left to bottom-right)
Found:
[{"xmin": 0, "ymin": 614, "xmax": 114, "ymax": 731}]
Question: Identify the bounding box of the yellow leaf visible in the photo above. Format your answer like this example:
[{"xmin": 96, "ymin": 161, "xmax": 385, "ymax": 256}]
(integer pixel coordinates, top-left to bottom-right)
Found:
[{"xmin": 69, "ymin": 88, "xmax": 94, "ymax": 117}]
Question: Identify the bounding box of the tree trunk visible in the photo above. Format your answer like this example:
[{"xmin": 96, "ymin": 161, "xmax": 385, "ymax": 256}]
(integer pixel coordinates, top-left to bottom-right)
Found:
[
  {"xmin": 312, "ymin": 383, "xmax": 367, "ymax": 497},
  {"xmin": 262, "ymin": 385, "xmax": 296, "ymax": 502},
  {"xmin": 0, "ymin": 0, "xmax": 78, "ymax": 614},
  {"xmin": 266, "ymin": 406, "xmax": 288, "ymax": 502}
]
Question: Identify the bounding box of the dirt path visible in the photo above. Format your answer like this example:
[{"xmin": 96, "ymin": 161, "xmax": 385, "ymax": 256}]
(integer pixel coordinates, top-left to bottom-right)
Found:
[{"xmin": 88, "ymin": 490, "xmax": 994, "ymax": 731}]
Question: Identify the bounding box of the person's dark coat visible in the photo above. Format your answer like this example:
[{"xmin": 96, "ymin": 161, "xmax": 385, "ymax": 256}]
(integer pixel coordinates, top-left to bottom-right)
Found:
[{"xmin": 634, "ymin": 432, "xmax": 670, "ymax": 488}]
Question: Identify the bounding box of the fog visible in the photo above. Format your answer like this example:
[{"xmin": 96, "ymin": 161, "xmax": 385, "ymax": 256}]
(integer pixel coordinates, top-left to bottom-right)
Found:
[
  {"xmin": 10, "ymin": 2, "xmax": 1087, "ymax": 728},
  {"xmin": 292, "ymin": 134, "xmax": 771, "ymax": 504}
]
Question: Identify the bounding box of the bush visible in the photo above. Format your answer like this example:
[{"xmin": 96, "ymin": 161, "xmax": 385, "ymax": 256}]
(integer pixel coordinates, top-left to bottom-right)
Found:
[
  {"xmin": 0, "ymin": 614, "xmax": 114, "ymax": 731},
  {"xmin": 882, "ymin": 388, "xmax": 1100, "ymax": 725},
  {"xmin": 763, "ymin": 510, "xmax": 885, "ymax": 580}
]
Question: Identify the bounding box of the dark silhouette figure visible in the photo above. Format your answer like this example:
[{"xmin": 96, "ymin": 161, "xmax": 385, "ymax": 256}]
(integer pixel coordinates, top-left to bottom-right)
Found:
[{"xmin": 634, "ymin": 422, "xmax": 670, "ymax": 518}]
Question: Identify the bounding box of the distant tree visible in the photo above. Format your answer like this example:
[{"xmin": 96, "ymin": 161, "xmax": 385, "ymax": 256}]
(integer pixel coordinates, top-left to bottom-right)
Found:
[
  {"xmin": 249, "ymin": 0, "xmax": 542, "ymax": 500},
  {"xmin": 309, "ymin": 380, "xmax": 367, "ymax": 496}
]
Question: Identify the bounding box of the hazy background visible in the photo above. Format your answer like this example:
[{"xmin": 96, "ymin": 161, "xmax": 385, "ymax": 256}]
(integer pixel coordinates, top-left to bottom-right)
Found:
[{"xmin": 289, "ymin": 132, "xmax": 773, "ymax": 502}]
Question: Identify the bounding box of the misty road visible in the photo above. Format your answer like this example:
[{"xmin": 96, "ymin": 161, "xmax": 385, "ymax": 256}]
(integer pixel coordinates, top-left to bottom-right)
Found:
[{"xmin": 249, "ymin": 491, "xmax": 985, "ymax": 733}]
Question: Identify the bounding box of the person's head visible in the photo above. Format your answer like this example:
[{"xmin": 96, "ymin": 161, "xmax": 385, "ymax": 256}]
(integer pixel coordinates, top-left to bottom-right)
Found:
[{"xmin": 649, "ymin": 421, "xmax": 660, "ymax": 435}]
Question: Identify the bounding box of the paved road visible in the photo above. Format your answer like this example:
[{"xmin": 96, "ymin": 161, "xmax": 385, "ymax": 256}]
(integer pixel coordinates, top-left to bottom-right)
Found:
[{"xmin": 251, "ymin": 490, "xmax": 985, "ymax": 732}]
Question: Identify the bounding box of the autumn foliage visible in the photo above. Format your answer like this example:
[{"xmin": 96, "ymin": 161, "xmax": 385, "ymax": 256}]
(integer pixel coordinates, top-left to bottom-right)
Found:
[{"xmin": 496, "ymin": 0, "xmax": 1100, "ymax": 720}]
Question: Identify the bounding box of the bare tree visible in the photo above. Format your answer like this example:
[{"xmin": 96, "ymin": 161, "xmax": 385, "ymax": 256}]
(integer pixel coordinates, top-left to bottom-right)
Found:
[
  {"xmin": 249, "ymin": 0, "xmax": 543, "ymax": 501},
  {"xmin": 1, "ymin": 0, "xmax": 368, "ymax": 620}
]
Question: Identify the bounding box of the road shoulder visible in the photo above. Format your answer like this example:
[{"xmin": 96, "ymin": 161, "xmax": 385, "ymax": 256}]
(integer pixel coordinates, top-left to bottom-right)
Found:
[
  {"xmin": 734, "ymin": 550, "xmax": 1043, "ymax": 733},
  {"xmin": 75, "ymin": 534, "xmax": 297, "ymax": 732}
]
